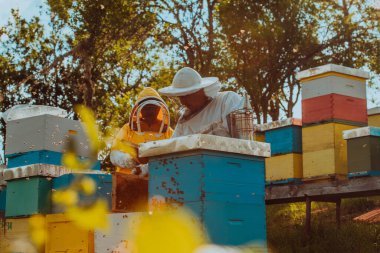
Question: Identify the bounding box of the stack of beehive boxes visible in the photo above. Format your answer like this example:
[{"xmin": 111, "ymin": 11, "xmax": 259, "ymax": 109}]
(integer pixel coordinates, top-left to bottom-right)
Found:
[
  {"xmin": 5, "ymin": 114, "xmax": 100, "ymax": 169},
  {"xmin": 368, "ymin": 107, "xmax": 380, "ymax": 127},
  {"xmin": 141, "ymin": 134, "xmax": 270, "ymax": 246},
  {"xmin": 262, "ymin": 118, "xmax": 303, "ymax": 184},
  {"xmin": 297, "ymin": 64, "xmax": 370, "ymax": 179},
  {"xmin": 1, "ymin": 110, "xmax": 113, "ymax": 252}
]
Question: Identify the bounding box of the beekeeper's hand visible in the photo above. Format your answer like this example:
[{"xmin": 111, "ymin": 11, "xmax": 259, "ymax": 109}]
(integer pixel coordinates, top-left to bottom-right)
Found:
[
  {"xmin": 131, "ymin": 164, "xmax": 149, "ymax": 178},
  {"xmin": 139, "ymin": 164, "xmax": 149, "ymax": 178},
  {"xmin": 110, "ymin": 150, "xmax": 137, "ymax": 169}
]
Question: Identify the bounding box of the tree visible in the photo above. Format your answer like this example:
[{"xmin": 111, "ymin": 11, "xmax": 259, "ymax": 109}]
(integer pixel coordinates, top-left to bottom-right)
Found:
[
  {"xmin": 219, "ymin": 0, "xmax": 379, "ymax": 122},
  {"xmin": 0, "ymin": 1, "xmax": 157, "ymax": 161},
  {"xmin": 154, "ymin": 0, "xmax": 222, "ymax": 76},
  {"xmin": 0, "ymin": 0, "xmax": 157, "ymax": 113}
]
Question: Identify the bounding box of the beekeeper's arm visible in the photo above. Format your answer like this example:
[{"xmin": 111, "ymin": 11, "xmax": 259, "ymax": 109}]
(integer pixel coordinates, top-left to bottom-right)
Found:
[{"xmin": 110, "ymin": 124, "xmax": 139, "ymax": 169}]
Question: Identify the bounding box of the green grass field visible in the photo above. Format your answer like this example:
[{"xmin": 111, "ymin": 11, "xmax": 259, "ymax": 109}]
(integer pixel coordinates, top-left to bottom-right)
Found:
[{"xmin": 267, "ymin": 197, "xmax": 380, "ymax": 253}]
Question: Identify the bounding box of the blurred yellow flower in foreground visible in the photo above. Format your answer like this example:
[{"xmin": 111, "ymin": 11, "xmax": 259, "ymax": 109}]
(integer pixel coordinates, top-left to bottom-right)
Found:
[
  {"xmin": 52, "ymin": 189, "xmax": 79, "ymax": 206},
  {"xmin": 62, "ymin": 152, "xmax": 92, "ymax": 171},
  {"xmin": 66, "ymin": 199, "xmax": 109, "ymax": 231},
  {"xmin": 76, "ymin": 105, "xmax": 101, "ymax": 152},
  {"xmin": 131, "ymin": 208, "xmax": 207, "ymax": 253},
  {"xmin": 80, "ymin": 176, "xmax": 96, "ymax": 195},
  {"xmin": 29, "ymin": 215, "xmax": 47, "ymax": 247}
]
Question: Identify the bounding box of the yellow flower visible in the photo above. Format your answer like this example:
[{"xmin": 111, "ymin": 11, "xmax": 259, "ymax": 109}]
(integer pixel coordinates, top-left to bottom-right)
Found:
[
  {"xmin": 29, "ymin": 215, "xmax": 47, "ymax": 247},
  {"xmin": 62, "ymin": 152, "xmax": 92, "ymax": 171},
  {"xmin": 130, "ymin": 208, "xmax": 207, "ymax": 253},
  {"xmin": 65, "ymin": 199, "xmax": 109, "ymax": 231},
  {"xmin": 52, "ymin": 189, "xmax": 79, "ymax": 206},
  {"xmin": 80, "ymin": 176, "xmax": 96, "ymax": 195},
  {"xmin": 75, "ymin": 105, "xmax": 101, "ymax": 152}
]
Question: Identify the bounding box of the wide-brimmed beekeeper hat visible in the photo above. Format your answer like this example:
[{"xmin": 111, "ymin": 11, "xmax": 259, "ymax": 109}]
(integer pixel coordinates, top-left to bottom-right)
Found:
[{"xmin": 159, "ymin": 67, "xmax": 219, "ymax": 97}]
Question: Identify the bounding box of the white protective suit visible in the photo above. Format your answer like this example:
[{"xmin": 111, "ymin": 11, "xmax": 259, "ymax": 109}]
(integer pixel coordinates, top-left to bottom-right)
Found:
[{"xmin": 172, "ymin": 91, "xmax": 242, "ymax": 137}]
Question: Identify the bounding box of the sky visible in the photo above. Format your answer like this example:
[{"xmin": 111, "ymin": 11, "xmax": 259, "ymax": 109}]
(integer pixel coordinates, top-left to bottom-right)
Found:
[{"xmin": 0, "ymin": 0, "xmax": 44, "ymax": 26}]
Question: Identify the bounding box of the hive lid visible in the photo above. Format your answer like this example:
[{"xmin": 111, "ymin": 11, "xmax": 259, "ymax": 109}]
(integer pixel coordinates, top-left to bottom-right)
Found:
[
  {"xmin": 1, "ymin": 164, "xmax": 106, "ymax": 181},
  {"xmin": 2, "ymin": 164, "xmax": 71, "ymax": 181},
  {"xmin": 1, "ymin": 104, "xmax": 68, "ymax": 122},
  {"xmin": 256, "ymin": 118, "xmax": 302, "ymax": 132},
  {"xmin": 296, "ymin": 64, "xmax": 370, "ymax": 81},
  {"xmin": 343, "ymin": 126, "xmax": 380, "ymax": 139},
  {"xmin": 368, "ymin": 107, "xmax": 380, "ymax": 116},
  {"xmin": 139, "ymin": 134, "xmax": 271, "ymax": 158}
]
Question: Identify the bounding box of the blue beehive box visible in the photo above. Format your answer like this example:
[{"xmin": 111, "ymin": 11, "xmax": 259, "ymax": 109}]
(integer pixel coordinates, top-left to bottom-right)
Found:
[
  {"xmin": 0, "ymin": 187, "xmax": 6, "ymax": 212},
  {"xmin": 52, "ymin": 173, "xmax": 112, "ymax": 213},
  {"xmin": 6, "ymin": 150, "xmax": 101, "ymax": 170},
  {"xmin": 261, "ymin": 118, "xmax": 302, "ymax": 155},
  {"xmin": 141, "ymin": 135, "xmax": 270, "ymax": 247},
  {"xmin": 6, "ymin": 176, "xmax": 52, "ymax": 217}
]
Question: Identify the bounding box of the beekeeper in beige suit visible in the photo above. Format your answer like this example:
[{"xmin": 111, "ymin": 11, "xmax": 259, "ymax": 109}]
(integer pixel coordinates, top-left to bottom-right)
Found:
[{"xmin": 159, "ymin": 67, "xmax": 242, "ymax": 137}]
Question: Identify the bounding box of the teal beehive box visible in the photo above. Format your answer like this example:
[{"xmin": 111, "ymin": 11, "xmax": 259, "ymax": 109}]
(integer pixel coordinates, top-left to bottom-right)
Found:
[
  {"xmin": 260, "ymin": 118, "xmax": 302, "ymax": 155},
  {"xmin": 140, "ymin": 134, "xmax": 271, "ymax": 247},
  {"xmin": 52, "ymin": 172, "xmax": 112, "ymax": 213},
  {"xmin": 0, "ymin": 187, "xmax": 6, "ymax": 212},
  {"xmin": 6, "ymin": 176, "xmax": 52, "ymax": 217}
]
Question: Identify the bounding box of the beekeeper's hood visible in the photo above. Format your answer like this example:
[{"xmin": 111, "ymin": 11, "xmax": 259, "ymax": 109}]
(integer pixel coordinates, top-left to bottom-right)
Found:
[{"xmin": 129, "ymin": 87, "xmax": 170, "ymax": 133}]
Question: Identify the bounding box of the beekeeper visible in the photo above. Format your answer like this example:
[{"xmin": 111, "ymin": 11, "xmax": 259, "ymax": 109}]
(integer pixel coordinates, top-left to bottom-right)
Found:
[
  {"xmin": 110, "ymin": 87, "xmax": 173, "ymax": 176},
  {"xmin": 159, "ymin": 67, "xmax": 242, "ymax": 137}
]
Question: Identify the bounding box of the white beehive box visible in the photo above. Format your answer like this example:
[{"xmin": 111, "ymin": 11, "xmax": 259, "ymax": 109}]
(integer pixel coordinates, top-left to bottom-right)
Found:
[
  {"xmin": 5, "ymin": 114, "xmax": 92, "ymax": 157},
  {"xmin": 297, "ymin": 64, "xmax": 369, "ymax": 100},
  {"xmin": 94, "ymin": 213, "xmax": 142, "ymax": 253}
]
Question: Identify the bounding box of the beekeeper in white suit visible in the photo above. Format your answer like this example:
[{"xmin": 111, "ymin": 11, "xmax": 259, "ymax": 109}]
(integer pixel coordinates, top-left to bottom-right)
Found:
[{"xmin": 159, "ymin": 67, "xmax": 242, "ymax": 137}]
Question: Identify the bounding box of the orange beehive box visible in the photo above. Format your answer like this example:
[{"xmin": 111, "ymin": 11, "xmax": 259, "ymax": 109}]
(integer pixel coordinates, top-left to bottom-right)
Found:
[{"xmin": 302, "ymin": 122, "xmax": 358, "ymax": 178}]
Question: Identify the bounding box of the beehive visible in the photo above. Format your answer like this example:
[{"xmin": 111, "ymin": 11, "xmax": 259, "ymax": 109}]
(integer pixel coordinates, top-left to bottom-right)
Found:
[
  {"xmin": 5, "ymin": 114, "xmax": 92, "ymax": 158},
  {"xmin": 300, "ymin": 72, "xmax": 367, "ymax": 100},
  {"xmin": 45, "ymin": 214, "xmax": 93, "ymax": 253},
  {"xmin": 0, "ymin": 187, "xmax": 6, "ymax": 212},
  {"xmin": 302, "ymin": 123, "xmax": 358, "ymax": 178},
  {"xmin": 297, "ymin": 64, "xmax": 369, "ymax": 99},
  {"xmin": 6, "ymin": 177, "xmax": 52, "ymax": 217},
  {"xmin": 297, "ymin": 64, "xmax": 369, "ymax": 126},
  {"xmin": 52, "ymin": 173, "xmax": 112, "ymax": 213},
  {"xmin": 302, "ymin": 93, "xmax": 367, "ymax": 126},
  {"xmin": 265, "ymin": 153, "xmax": 303, "ymax": 182},
  {"xmin": 140, "ymin": 134, "xmax": 270, "ymax": 246},
  {"xmin": 112, "ymin": 173, "xmax": 148, "ymax": 213},
  {"xmin": 0, "ymin": 217, "xmax": 42, "ymax": 253},
  {"xmin": 262, "ymin": 118, "xmax": 302, "ymax": 155},
  {"xmin": 6, "ymin": 150, "xmax": 101, "ymax": 169},
  {"xmin": 368, "ymin": 107, "xmax": 380, "ymax": 127},
  {"xmin": 94, "ymin": 213, "xmax": 142, "ymax": 253},
  {"xmin": 343, "ymin": 127, "xmax": 380, "ymax": 176}
]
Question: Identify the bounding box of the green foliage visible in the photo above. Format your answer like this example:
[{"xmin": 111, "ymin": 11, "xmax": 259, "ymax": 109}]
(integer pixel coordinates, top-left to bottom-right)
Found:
[{"xmin": 218, "ymin": 0, "xmax": 380, "ymax": 122}]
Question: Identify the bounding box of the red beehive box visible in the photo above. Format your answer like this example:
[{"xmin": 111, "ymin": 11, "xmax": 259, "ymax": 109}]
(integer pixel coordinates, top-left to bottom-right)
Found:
[{"xmin": 302, "ymin": 93, "xmax": 367, "ymax": 125}]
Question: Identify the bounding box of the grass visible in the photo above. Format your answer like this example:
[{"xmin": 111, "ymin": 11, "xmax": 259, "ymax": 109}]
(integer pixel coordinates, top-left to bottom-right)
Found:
[{"xmin": 266, "ymin": 197, "xmax": 380, "ymax": 253}]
